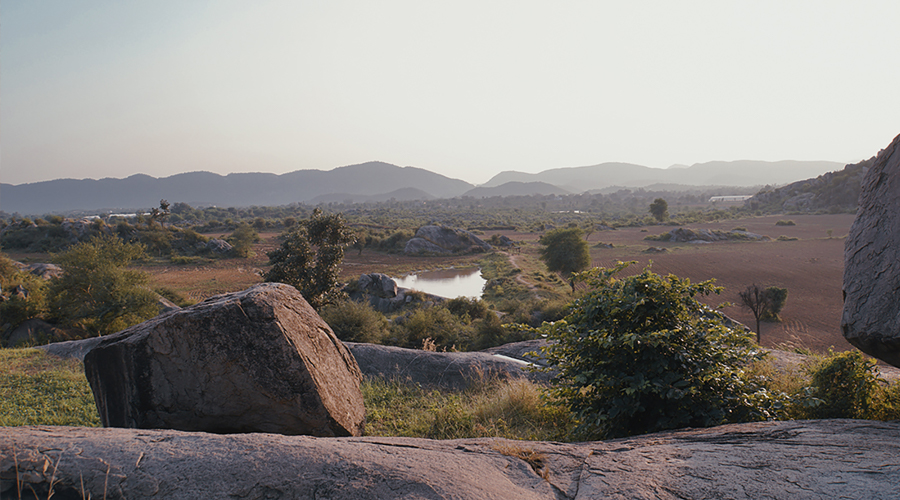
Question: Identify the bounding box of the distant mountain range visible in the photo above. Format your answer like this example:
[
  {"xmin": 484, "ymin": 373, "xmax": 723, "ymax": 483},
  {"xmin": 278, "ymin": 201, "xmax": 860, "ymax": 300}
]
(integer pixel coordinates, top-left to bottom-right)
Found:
[
  {"xmin": 480, "ymin": 160, "xmax": 845, "ymax": 193},
  {"xmin": 0, "ymin": 159, "xmax": 847, "ymax": 215}
]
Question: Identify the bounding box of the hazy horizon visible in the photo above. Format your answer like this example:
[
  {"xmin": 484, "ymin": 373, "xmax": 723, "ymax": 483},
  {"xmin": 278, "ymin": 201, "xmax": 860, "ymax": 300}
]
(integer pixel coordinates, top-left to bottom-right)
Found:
[{"xmin": 3, "ymin": 1, "xmax": 898, "ymax": 186}]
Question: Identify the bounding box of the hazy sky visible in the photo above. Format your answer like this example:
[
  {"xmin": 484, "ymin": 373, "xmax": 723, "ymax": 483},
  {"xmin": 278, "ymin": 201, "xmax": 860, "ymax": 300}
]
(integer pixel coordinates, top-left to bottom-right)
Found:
[{"xmin": 3, "ymin": 1, "xmax": 899, "ymax": 186}]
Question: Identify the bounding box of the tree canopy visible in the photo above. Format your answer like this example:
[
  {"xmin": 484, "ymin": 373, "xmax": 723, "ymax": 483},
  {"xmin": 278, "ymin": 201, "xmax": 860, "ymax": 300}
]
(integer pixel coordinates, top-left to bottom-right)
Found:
[
  {"xmin": 649, "ymin": 198, "xmax": 668, "ymax": 222},
  {"xmin": 264, "ymin": 209, "xmax": 356, "ymax": 310},
  {"xmin": 538, "ymin": 227, "xmax": 590, "ymax": 291},
  {"xmin": 538, "ymin": 262, "xmax": 780, "ymax": 440},
  {"xmin": 48, "ymin": 235, "xmax": 158, "ymax": 336}
]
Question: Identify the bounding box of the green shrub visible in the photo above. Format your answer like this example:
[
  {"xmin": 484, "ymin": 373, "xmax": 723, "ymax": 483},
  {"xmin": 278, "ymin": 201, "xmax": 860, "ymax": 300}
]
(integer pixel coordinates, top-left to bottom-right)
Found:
[
  {"xmin": 227, "ymin": 223, "xmax": 259, "ymax": 258},
  {"xmin": 775, "ymin": 220, "xmax": 796, "ymax": 226},
  {"xmin": 0, "ymin": 255, "xmax": 49, "ymax": 334},
  {"xmin": 320, "ymin": 300, "xmax": 390, "ymax": 343},
  {"xmin": 537, "ymin": 262, "xmax": 783, "ymax": 440},
  {"xmin": 446, "ymin": 296, "xmax": 490, "ymax": 320},
  {"xmin": 389, "ymin": 306, "xmax": 469, "ymax": 350},
  {"xmin": 799, "ymin": 350, "xmax": 879, "ymax": 419},
  {"xmin": 48, "ymin": 235, "xmax": 158, "ymax": 336}
]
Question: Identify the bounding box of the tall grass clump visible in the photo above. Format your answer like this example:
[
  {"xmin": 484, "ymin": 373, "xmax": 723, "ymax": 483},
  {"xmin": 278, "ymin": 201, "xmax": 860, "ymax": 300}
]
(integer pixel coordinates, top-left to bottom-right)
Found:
[{"xmin": 361, "ymin": 377, "xmax": 574, "ymax": 441}]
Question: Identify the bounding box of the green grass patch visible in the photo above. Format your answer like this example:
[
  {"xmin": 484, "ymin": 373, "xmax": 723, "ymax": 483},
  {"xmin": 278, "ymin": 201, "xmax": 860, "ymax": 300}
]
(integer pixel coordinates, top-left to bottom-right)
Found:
[
  {"xmin": 362, "ymin": 377, "xmax": 574, "ymax": 441},
  {"xmin": 0, "ymin": 348, "xmax": 100, "ymax": 427}
]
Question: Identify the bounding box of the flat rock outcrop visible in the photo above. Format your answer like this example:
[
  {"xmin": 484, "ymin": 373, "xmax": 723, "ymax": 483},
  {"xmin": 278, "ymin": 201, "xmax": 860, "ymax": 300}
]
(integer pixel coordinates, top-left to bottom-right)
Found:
[
  {"xmin": 346, "ymin": 342, "xmax": 550, "ymax": 389},
  {"xmin": 83, "ymin": 283, "xmax": 365, "ymax": 436},
  {"xmin": 3, "ymin": 420, "xmax": 898, "ymax": 499},
  {"xmin": 842, "ymin": 133, "xmax": 900, "ymax": 367},
  {"xmin": 656, "ymin": 227, "xmax": 771, "ymax": 243},
  {"xmin": 404, "ymin": 225, "xmax": 492, "ymax": 255}
]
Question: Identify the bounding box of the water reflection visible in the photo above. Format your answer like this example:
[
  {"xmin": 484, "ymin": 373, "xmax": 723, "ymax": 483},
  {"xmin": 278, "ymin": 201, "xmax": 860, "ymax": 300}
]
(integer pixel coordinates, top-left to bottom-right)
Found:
[{"xmin": 394, "ymin": 268, "xmax": 485, "ymax": 299}]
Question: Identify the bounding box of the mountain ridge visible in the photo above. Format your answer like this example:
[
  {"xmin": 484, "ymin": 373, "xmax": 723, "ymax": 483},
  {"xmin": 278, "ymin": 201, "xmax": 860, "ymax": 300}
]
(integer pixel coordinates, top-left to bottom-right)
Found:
[{"xmin": 1, "ymin": 159, "xmax": 849, "ymax": 215}]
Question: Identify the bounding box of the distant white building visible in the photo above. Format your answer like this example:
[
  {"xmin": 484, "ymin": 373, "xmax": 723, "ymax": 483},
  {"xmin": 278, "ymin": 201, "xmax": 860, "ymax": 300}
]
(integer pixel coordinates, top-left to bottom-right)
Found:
[{"xmin": 709, "ymin": 195, "xmax": 753, "ymax": 203}]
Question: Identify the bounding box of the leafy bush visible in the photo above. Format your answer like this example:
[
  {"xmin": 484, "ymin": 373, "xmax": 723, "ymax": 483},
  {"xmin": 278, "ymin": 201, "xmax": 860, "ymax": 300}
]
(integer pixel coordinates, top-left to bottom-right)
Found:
[
  {"xmin": 799, "ymin": 350, "xmax": 879, "ymax": 419},
  {"xmin": 775, "ymin": 220, "xmax": 796, "ymax": 226},
  {"xmin": 538, "ymin": 262, "xmax": 783, "ymax": 440},
  {"xmin": 446, "ymin": 296, "xmax": 491, "ymax": 320},
  {"xmin": 389, "ymin": 306, "xmax": 468, "ymax": 350},
  {"xmin": 227, "ymin": 223, "xmax": 260, "ymax": 258},
  {"xmin": 0, "ymin": 255, "xmax": 49, "ymax": 333},
  {"xmin": 48, "ymin": 235, "xmax": 158, "ymax": 336},
  {"xmin": 320, "ymin": 299, "xmax": 390, "ymax": 344}
]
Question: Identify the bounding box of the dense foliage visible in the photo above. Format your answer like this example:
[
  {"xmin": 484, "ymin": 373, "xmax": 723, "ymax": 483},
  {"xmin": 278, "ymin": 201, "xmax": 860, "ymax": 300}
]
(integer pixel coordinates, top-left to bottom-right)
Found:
[
  {"xmin": 264, "ymin": 209, "xmax": 356, "ymax": 309},
  {"xmin": 539, "ymin": 262, "xmax": 782, "ymax": 440},
  {"xmin": 649, "ymin": 198, "xmax": 668, "ymax": 221},
  {"xmin": 537, "ymin": 228, "xmax": 590, "ymax": 290},
  {"xmin": 48, "ymin": 235, "xmax": 158, "ymax": 336}
]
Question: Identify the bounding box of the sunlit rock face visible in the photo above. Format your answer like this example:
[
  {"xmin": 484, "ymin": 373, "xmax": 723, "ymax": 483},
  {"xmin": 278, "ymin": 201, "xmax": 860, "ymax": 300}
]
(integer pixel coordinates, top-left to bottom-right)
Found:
[
  {"xmin": 84, "ymin": 283, "xmax": 365, "ymax": 437},
  {"xmin": 842, "ymin": 133, "xmax": 900, "ymax": 367}
]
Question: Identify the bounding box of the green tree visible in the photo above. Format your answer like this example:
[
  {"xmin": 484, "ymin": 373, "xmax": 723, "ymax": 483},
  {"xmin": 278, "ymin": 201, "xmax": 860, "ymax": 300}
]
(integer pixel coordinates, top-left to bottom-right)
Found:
[
  {"xmin": 738, "ymin": 284, "xmax": 788, "ymax": 342},
  {"xmin": 761, "ymin": 286, "xmax": 788, "ymax": 321},
  {"xmin": 538, "ymin": 262, "xmax": 779, "ymax": 440},
  {"xmin": 264, "ymin": 209, "xmax": 356, "ymax": 310},
  {"xmin": 649, "ymin": 198, "xmax": 668, "ymax": 222},
  {"xmin": 227, "ymin": 223, "xmax": 260, "ymax": 258},
  {"xmin": 48, "ymin": 235, "xmax": 158, "ymax": 336},
  {"xmin": 538, "ymin": 228, "xmax": 590, "ymax": 291}
]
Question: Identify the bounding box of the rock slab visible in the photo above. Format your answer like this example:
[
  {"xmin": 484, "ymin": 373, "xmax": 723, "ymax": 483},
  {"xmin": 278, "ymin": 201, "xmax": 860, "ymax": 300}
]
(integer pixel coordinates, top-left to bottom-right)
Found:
[
  {"xmin": 842, "ymin": 133, "xmax": 900, "ymax": 367},
  {"xmin": 3, "ymin": 420, "xmax": 899, "ymax": 499},
  {"xmin": 83, "ymin": 283, "xmax": 365, "ymax": 437},
  {"xmin": 404, "ymin": 225, "xmax": 492, "ymax": 254}
]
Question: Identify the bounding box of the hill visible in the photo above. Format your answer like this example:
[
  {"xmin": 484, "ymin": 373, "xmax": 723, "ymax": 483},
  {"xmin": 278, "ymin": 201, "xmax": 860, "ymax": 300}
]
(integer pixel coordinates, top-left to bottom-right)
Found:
[
  {"xmin": 462, "ymin": 181, "xmax": 570, "ymax": 198},
  {"xmin": 482, "ymin": 160, "xmax": 845, "ymax": 193},
  {"xmin": 745, "ymin": 158, "xmax": 873, "ymax": 213},
  {"xmin": 0, "ymin": 162, "xmax": 472, "ymax": 215}
]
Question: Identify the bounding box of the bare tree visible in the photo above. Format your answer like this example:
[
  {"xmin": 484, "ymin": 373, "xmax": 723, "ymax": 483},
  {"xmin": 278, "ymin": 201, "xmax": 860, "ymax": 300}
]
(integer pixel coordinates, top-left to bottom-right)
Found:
[{"xmin": 738, "ymin": 284, "xmax": 770, "ymax": 343}]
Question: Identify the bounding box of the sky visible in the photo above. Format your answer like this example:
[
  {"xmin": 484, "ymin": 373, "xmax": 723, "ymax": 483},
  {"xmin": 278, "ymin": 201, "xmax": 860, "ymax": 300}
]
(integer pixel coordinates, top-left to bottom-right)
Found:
[{"xmin": 3, "ymin": 1, "xmax": 900, "ymax": 186}]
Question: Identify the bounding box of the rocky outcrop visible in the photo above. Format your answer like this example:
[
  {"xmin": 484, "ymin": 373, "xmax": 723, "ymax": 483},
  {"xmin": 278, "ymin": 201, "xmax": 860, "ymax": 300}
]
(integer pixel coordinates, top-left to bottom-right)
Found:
[
  {"xmin": 747, "ymin": 157, "xmax": 873, "ymax": 213},
  {"xmin": 83, "ymin": 283, "xmax": 365, "ymax": 437},
  {"xmin": 24, "ymin": 263, "xmax": 63, "ymax": 280},
  {"xmin": 2, "ymin": 319, "xmax": 79, "ymax": 348},
  {"xmin": 346, "ymin": 342, "xmax": 550, "ymax": 389},
  {"xmin": 347, "ymin": 273, "xmax": 446, "ymax": 313},
  {"xmin": 356, "ymin": 273, "xmax": 398, "ymax": 298},
  {"xmin": 842, "ymin": 133, "xmax": 900, "ymax": 367},
  {"xmin": 205, "ymin": 238, "xmax": 233, "ymax": 254},
  {"xmin": 404, "ymin": 225, "xmax": 492, "ymax": 255},
  {"xmin": 652, "ymin": 227, "xmax": 771, "ymax": 243},
  {"xmin": 4, "ymin": 420, "xmax": 898, "ymax": 499}
]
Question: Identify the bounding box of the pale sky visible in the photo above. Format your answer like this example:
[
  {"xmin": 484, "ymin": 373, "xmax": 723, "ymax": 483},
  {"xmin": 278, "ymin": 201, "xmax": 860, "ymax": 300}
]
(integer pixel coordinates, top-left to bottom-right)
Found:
[{"xmin": 2, "ymin": 1, "xmax": 899, "ymax": 186}]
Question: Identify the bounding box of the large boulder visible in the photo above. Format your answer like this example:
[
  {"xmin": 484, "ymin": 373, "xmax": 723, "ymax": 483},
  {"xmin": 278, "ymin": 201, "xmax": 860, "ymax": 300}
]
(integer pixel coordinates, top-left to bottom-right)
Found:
[
  {"xmin": 345, "ymin": 342, "xmax": 550, "ymax": 389},
  {"xmin": 4, "ymin": 420, "xmax": 899, "ymax": 499},
  {"xmin": 356, "ymin": 273, "xmax": 398, "ymax": 298},
  {"xmin": 83, "ymin": 283, "xmax": 365, "ymax": 436},
  {"xmin": 404, "ymin": 225, "xmax": 492, "ymax": 254},
  {"xmin": 842, "ymin": 133, "xmax": 900, "ymax": 367}
]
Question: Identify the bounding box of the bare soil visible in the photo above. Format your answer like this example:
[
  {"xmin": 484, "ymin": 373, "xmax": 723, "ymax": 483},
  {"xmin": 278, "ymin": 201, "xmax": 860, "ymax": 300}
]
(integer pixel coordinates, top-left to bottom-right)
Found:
[
  {"xmin": 482, "ymin": 214, "xmax": 855, "ymax": 353},
  {"xmin": 7, "ymin": 214, "xmax": 856, "ymax": 355}
]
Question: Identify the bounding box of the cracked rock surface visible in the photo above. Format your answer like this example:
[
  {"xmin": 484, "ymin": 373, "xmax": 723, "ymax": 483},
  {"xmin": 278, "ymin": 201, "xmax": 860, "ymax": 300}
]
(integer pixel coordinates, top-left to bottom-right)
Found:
[
  {"xmin": 83, "ymin": 283, "xmax": 365, "ymax": 437},
  {"xmin": 843, "ymin": 132, "xmax": 900, "ymax": 367},
  {"xmin": 2, "ymin": 420, "xmax": 898, "ymax": 499}
]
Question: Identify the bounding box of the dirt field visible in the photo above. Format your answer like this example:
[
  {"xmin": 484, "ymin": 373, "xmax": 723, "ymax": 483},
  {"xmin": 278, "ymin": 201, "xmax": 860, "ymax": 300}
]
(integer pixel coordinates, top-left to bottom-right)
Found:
[
  {"xmin": 487, "ymin": 214, "xmax": 855, "ymax": 353},
  {"xmin": 7, "ymin": 214, "xmax": 856, "ymax": 355}
]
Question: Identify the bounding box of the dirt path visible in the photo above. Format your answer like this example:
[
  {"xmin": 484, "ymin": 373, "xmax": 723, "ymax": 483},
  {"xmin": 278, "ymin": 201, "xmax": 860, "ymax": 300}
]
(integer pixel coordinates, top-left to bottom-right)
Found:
[{"xmin": 503, "ymin": 251, "xmax": 542, "ymax": 298}]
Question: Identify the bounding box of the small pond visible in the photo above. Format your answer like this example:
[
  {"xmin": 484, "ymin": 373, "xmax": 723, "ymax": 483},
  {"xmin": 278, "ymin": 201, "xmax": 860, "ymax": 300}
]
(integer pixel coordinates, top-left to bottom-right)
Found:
[{"xmin": 394, "ymin": 268, "xmax": 486, "ymax": 299}]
